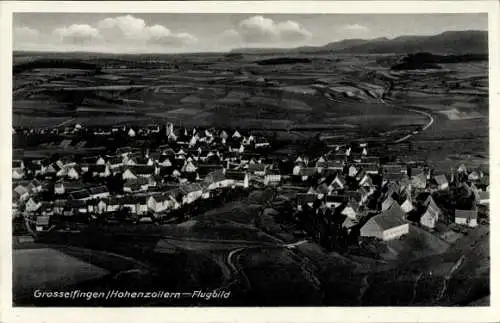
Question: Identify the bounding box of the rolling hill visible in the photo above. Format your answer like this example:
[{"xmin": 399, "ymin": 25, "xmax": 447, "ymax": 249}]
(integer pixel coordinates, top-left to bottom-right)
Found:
[{"xmin": 232, "ymin": 30, "xmax": 487, "ymax": 55}]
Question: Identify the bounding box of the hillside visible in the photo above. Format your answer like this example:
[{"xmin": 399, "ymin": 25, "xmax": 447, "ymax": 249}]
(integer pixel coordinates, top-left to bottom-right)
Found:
[{"xmin": 231, "ymin": 30, "xmax": 487, "ymax": 55}]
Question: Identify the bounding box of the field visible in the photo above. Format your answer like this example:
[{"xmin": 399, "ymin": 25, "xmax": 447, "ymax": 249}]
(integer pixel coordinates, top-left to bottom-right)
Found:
[{"xmin": 12, "ymin": 50, "xmax": 489, "ymax": 306}]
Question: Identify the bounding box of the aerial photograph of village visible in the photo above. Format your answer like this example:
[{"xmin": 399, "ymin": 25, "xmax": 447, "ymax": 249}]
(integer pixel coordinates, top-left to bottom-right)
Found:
[{"xmin": 11, "ymin": 12, "xmax": 489, "ymax": 306}]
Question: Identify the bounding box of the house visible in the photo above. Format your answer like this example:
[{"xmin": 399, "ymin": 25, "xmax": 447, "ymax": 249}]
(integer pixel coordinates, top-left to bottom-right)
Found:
[
  {"xmin": 296, "ymin": 193, "xmax": 317, "ymax": 210},
  {"xmin": 12, "ymin": 168, "xmax": 24, "ymax": 180},
  {"xmin": 358, "ymin": 173, "xmax": 374, "ymax": 188},
  {"xmin": 476, "ymin": 191, "xmax": 489, "ymax": 206},
  {"xmin": 232, "ymin": 130, "xmax": 242, "ymax": 139},
  {"xmin": 88, "ymin": 165, "xmax": 110, "ymax": 178},
  {"xmin": 204, "ymin": 170, "xmax": 229, "ymax": 190},
  {"xmin": 147, "ymin": 193, "xmax": 180, "ymax": 213},
  {"xmin": 457, "ymin": 164, "xmax": 468, "ymax": 174},
  {"xmin": 13, "ymin": 184, "xmax": 30, "ymax": 202},
  {"xmin": 225, "ymin": 171, "xmax": 249, "ymax": 188},
  {"xmin": 12, "ymin": 159, "xmax": 25, "ymax": 171},
  {"xmin": 357, "ymin": 163, "xmax": 379, "ymax": 175},
  {"xmin": 325, "ymin": 195, "xmax": 347, "ymax": 208},
  {"xmin": 69, "ymin": 189, "xmax": 91, "ymax": 201},
  {"xmin": 158, "ymin": 155, "xmax": 173, "ymax": 167},
  {"xmin": 122, "ymin": 196, "xmax": 148, "ymax": 215},
  {"xmin": 381, "ymin": 195, "xmax": 395, "ymax": 212},
  {"xmin": 433, "ymin": 174, "xmax": 449, "ymax": 190},
  {"xmin": 411, "ymin": 171, "xmax": 427, "ymax": 189},
  {"xmin": 88, "ymin": 186, "xmax": 110, "ymax": 199},
  {"xmin": 180, "ymin": 183, "xmax": 204, "ymax": 204},
  {"xmin": 329, "ymin": 174, "xmax": 346, "ymax": 191},
  {"xmin": 400, "ymin": 197, "xmax": 414, "ymax": 214},
  {"xmin": 341, "ymin": 200, "xmax": 360, "ymax": 220},
  {"xmin": 25, "ymin": 197, "xmax": 42, "ymax": 213},
  {"xmin": 468, "ymin": 170, "xmax": 481, "ymax": 181},
  {"xmin": 264, "ymin": 169, "xmax": 281, "ymax": 186},
  {"xmin": 348, "ymin": 165, "xmax": 359, "ymax": 177},
  {"xmin": 382, "ymin": 164, "xmax": 406, "ymax": 175},
  {"xmin": 299, "ymin": 167, "xmax": 317, "ymax": 181},
  {"xmin": 35, "ymin": 215, "xmax": 51, "ymax": 232},
  {"xmin": 123, "ymin": 177, "xmax": 150, "ymax": 193},
  {"xmin": 420, "ymin": 195, "xmax": 442, "ymax": 228},
  {"xmin": 247, "ymin": 163, "xmax": 267, "ymax": 176},
  {"xmin": 455, "ymin": 208, "xmax": 478, "ymax": 227},
  {"xmin": 360, "ymin": 203, "xmax": 409, "ymax": 241},
  {"xmin": 122, "ymin": 165, "xmax": 157, "ymax": 180},
  {"xmin": 128, "ymin": 128, "xmax": 136, "ymax": 137},
  {"xmin": 107, "ymin": 155, "xmax": 123, "ymax": 169},
  {"xmin": 254, "ymin": 138, "xmax": 270, "ymax": 149},
  {"xmin": 181, "ymin": 160, "xmax": 197, "ymax": 173}
]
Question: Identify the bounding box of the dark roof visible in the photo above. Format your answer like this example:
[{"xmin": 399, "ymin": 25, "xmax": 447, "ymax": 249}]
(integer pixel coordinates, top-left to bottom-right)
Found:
[
  {"xmin": 88, "ymin": 164, "xmax": 106, "ymax": 173},
  {"xmin": 265, "ymin": 168, "xmax": 281, "ymax": 176},
  {"xmin": 297, "ymin": 193, "xmax": 316, "ymax": 204},
  {"xmin": 248, "ymin": 163, "xmax": 266, "ymax": 172},
  {"xmin": 125, "ymin": 177, "xmax": 149, "ymax": 186},
  {"xmin": 226, "ymin": 171, "xmax": 247, "ymax": 181},
  {"xmin": 325, "ymin": 195, "xmax": 348, "ymax": 203},
  {"xmin": 299, "ymin": 167, "xmax": 317, "ymax": 176},
  {"xmin": 12, "ymin": 160, "xmax": 23, "ymax": 168},
  {"xmin": 89, "ymin": 186, "xmax": 109, "ymax": 195},
  {"xmin": 455, "ymin": 208, "xmax": 477, "ymax": 219},
  {"xmin": 69, "ymin": 190, "xmax": 91, "ymax": 200},
  {"xmin": 128, "ymin": 165, "xmax": 155, "ymax": 175},
  {"xmin": 180, "ymin": 183, "xmax": 203, "ymax": 194},
  {"xmin": 204, "ymin": 170, "xmax": 226, "ymax": 183},
  {"xmin": 369, "ymin": 204, "xmax": 407, "ymax": 230}
]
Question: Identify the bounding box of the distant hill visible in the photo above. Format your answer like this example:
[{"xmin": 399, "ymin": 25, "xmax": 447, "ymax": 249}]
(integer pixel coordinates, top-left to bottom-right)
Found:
[{"xmin": 231, "ymin": 30, "xmax": 487, "ymax": 55}]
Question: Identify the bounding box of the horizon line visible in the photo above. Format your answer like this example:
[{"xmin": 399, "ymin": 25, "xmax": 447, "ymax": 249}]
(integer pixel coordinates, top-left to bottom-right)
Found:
[{"xmin": 12, "ymin": 29, "xmax": 487, "ymax": 56}]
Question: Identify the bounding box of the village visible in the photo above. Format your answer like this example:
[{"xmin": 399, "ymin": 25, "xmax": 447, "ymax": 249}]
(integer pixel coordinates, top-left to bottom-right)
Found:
[{"xmin": 12, "ymin": 121, "xmax": 489, "ymax": 255}]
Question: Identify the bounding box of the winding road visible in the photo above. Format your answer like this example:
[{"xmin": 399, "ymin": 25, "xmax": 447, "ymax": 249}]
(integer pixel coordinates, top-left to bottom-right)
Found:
[{"xmin": 379, "ymin": 97, "xmax": 435, "ymax": 143}]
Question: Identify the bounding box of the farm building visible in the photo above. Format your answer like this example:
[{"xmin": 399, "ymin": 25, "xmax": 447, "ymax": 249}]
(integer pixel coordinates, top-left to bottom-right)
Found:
[
  {"xmin": 420, "ymin": 196, "xmax": 442, "ymax": 229},
  {"xmin": 360, "ymin": 203, "xmax": 409, "ymax": 241},
  {"xmin": 433, "ymin": 174, "xmax": 449, "ymax": 190},
  {"xmin": 264, "ymin": 169, "xmax": 281, "ymax": 186},
  {"xmin": 296, "ymin": 193, "xmax": 316, "ymax": 210},
  {"xmin": 455, "ymin": 208, "xmax": 478, "ymax": 227},
  {"xmin": 225, "ymin": 171, "xmax": 249, "ymax": 188}
]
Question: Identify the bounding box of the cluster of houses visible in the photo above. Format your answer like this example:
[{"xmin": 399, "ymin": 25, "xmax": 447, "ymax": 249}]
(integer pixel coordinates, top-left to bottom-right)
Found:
[
  {"xmin": 13, "ymin": 123, "xmax": 280, "ymax": 231},
  {"xmin": 12, "ymin": 123, "xmax": 489, "ymax": 242},
  {"xmin": 293, "ymin": 146, "xmax": 489, "ymax": 242}
]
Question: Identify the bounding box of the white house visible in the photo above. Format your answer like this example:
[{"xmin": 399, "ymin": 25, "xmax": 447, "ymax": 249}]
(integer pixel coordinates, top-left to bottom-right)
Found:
[
  {"xmin": 180, "ymin": 183, "xmax": 204, "ymax": 204},
  {"xmin": 420, "ymin": 196, "xmax": 441, "ymax": 228},
  {"xmin": 89, "ymin": 186, "xmax": 110, "ymax": 199},
  {"xmin": 455, "ymin": 208, "xmax": 478, "ymax": 227},
  {"xmin": 264, "ymin": 169, "xmax": 281, "ymax": 186},
  {"xmin": 360, "ymin": 204, "xmax": 409, "ymax": 241},
  {"xmin": 225, "ymin": 171, "xmax": 249, "ymax": 188},
  {"xmin": 128, "ymin": 128, "xmax": 136, "ymax": 137}
]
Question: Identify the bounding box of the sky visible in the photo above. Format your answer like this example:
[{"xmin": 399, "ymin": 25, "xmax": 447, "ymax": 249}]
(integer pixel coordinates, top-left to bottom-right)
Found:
[{"xmin": 13, "ymin": 13, "xmax": 488, "ymax": 53}]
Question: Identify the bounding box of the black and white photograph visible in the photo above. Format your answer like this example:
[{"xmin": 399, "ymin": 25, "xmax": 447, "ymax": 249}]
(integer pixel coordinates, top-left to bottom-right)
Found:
[{"xmin": 3, "ymin": 0, "xmax": 498, "ymax": 316}]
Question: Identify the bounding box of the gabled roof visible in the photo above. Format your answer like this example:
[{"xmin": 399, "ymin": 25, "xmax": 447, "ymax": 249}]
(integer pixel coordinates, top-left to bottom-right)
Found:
[
  {"xmin": 180, "ymin": 183, "xmax": 203, "ymax": 194},
  {"xmin": 69, "ymin": 189, "xmax": 91, "ymax": 200},
  {"xmin": 299, "ymin": 167, "xmax": 317, "ymax": 176},
  {"xmin": 128, "ymin": 165, "xmax": 155, "ymax": 175},
  {"xmin": 369, "ymin": 204, "xmax": 407, "ymax": 230},
  {"xmin": 89, "ymin": 186, "xmax": 109, "ymax": 195},
  {"xmin": 297, "ymin": 193, "xmax": 316, "ymax": 204},
  {"xmin": 265, "ymin": 169, "xmax": 281, "ymax": 176},
  {"xmin": 325, "ymin": 194, "xmax": 348, "ymax": 203},
  {"xmin": 433, "ymin": 174, "xmax": 448, "ymax": 185},
  {"xmin": 226, "ymin": 171, "xmax": 247, "ymax": 181},
  {"xmin": 248, "ymin": 163, "xmax": 266, "ymax": 172},
  {"xmin": 204, "ymin": 170, "xmax": 226, "ymax": 183},
  {"xmin": 12, "ymin": 160, "xmax": 23, "ymax": 168},
  {"xmin": 455, "ymin": 208, "xmax": 477, "ymax": 219}
]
